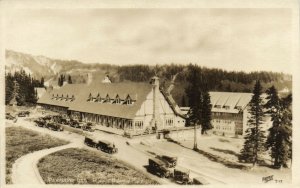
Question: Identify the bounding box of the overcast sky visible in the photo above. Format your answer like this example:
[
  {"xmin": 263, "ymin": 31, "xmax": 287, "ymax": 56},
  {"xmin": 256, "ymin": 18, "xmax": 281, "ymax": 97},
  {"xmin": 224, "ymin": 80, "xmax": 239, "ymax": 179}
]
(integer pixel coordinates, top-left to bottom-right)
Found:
[{"xmin": 5, "ymin": 8, "xmax": 292, "ymax": 73}]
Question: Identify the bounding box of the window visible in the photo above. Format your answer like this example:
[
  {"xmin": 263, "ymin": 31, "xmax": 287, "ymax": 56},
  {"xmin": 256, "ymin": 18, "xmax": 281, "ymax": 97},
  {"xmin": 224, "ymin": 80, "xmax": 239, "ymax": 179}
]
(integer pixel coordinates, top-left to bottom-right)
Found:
[
  {"xmin": 87, "ymin": 93, "xmax": 92, "ymax": 102},
  {"xmin": 134, "ymin": 121, "xmax": 143, "ymax": 129},
  {"xmin": 105, "ymin": 94, "xmax": 110, "ymax": 103},
  {"xmin": 95, "ymin": 93, "xmax": 100, "ymax": 102},
  {"xmin": 115, "ymin": 95, "xmax": 121, "ymax": 104},
  {"xmin": 125, "ymin": 95, "xmax": 132, "ymax": 105},
  {"xmin": 165, "ymin": 119, "xmax": 174, "ymax": 126}
]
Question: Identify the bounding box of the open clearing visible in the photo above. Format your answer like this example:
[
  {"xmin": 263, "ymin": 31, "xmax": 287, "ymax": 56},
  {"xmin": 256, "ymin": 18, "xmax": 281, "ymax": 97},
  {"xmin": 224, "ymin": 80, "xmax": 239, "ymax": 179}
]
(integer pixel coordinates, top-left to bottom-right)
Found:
[
  {"xmin": 6, "ymin": 125, "xmax": 69, "ymax": 184},
  {"xmin": 37, "ymin": 148, "xmax": 159, "ymax": 185}
]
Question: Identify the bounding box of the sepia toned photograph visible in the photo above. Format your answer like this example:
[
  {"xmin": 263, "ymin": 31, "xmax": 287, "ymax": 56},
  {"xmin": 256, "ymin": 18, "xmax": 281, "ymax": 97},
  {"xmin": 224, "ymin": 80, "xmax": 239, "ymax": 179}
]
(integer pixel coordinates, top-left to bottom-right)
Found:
[{"xmin": 1, "ymin": 0, "xmax": 299, "ymax": 187}]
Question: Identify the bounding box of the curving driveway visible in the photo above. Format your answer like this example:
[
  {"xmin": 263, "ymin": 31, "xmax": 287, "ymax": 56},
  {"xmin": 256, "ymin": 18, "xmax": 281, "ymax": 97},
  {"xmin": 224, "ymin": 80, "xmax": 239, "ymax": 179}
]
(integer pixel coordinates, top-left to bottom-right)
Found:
[{"xmin": 12, "ymin": 143, "xmax": 78, "ymax": 184}]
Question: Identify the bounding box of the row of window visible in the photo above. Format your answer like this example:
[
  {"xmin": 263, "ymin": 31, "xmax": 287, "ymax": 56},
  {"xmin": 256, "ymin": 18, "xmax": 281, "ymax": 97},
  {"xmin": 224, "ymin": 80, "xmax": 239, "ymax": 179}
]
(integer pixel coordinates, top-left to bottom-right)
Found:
[
  {"xmin": 213, "ymin": 112, "xmax": 241, "ymax": 118},
  {"xmin": 51, "ymin": 94, "xmax": 75, "ymax": 102},
  {"xmin": 213, "ymin": 105, "xmax": 243, "ymax": 110},
  {"xmin": 87, "ymin": 94, "xmax": 135, "ymax": 105},
  {"xmin": 213, "ymin": 119, "xmax": 232, "ymax": 124},
  {"xmin": 215, "ymin": 125, "xmax": 232, "ymax": 131},
  {"xmin": 165, "ymin": 119, "xmax": 174, "ymax": 126}
]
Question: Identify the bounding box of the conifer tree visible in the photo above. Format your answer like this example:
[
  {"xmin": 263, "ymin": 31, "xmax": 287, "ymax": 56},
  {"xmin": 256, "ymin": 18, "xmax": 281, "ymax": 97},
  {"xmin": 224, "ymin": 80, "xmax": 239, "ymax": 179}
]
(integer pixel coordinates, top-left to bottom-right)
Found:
[
  {"xmin": 201, "ymin": 91, "xmax": 212, "ymax": 134},
  {"xmin": 239, "ymin": 80, "xmax": 266, "ymax": 166},
  {"xmin": 68, "ymin": 75, "xmax": 73, "ymax": 84},
  {"xmin": 265, "ymin": 86, "xmax": 292, "ymax": 168},
  {"xmin": 40, "ymin": 77, "xmax": 44, "ymax": 87}
]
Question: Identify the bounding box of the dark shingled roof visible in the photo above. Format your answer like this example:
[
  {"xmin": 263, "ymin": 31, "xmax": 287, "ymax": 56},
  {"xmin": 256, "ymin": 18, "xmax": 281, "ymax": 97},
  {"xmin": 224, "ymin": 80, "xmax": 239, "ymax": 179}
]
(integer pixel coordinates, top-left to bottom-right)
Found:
[{"xmin": 38, "ymin": 82, "xmax": 153, "ymax": 119}]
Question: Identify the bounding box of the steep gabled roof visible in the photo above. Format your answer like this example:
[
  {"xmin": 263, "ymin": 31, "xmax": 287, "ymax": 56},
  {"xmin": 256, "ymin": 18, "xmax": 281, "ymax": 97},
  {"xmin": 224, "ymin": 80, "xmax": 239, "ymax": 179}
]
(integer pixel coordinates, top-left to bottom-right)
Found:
[
  {"xmin": 209, "ymin": 92, "xmax": 253, "ymax": 113},
  {"xmin": 38, "ymin": 82, "xmax": 152, "ymax": 119}
]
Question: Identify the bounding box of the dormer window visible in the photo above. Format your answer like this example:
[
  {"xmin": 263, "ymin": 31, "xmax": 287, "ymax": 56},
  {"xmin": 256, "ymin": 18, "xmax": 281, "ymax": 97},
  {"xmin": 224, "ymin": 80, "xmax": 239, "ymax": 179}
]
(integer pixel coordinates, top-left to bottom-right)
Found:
[
  {"xmin": 105, "ymin": 94, "xmax": 110, "ymax": 103},
  {"xmin": 125, "ymin": 95, "xmax": 133, "ymax": 105},
  {"xmin": 223, "ymin": 106, "xmax": 230, "ymax": 110},
  {"xmin": 70, "ymin": 95, "xmax": 75, "ymax": 102},
  {"xmin": 95, "ymin": 93, "xmax": 101, "ymax": 102},
  {"xmin": 87, "ymin": 93, "xmax": 92, "ymax": 102},
  {"xmin": 114, "ymin": 95, "xmax": 121, "ymax": 104}
]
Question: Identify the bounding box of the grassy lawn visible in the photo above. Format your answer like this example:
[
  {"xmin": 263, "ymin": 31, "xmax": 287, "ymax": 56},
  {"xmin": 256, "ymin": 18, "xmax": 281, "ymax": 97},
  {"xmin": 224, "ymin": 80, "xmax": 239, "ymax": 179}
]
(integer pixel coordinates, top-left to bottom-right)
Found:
[
  {"xmin": 38, "ymin": 148, "xmax": 159, "ymax": 185},
  {"xmin": 6, "ymin": 126, "xmax": 69, "ymax": 184}
]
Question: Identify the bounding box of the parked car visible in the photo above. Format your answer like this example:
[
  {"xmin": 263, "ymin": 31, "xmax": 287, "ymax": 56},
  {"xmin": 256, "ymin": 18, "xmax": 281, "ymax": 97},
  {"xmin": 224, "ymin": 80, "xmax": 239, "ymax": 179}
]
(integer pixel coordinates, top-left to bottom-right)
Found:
[
  {"xmin": 17, "ymin": 111, "xmax": 30, "ymax": 117},
  {"xmin": 52, "ymin": 115, "xmax": 68, "ymax": 124},
  {"xmin": 82, "ymin": 122, "xmax": 95, "ymax": 132},
  {"xmin": 147, "ymin": 158, "xmax": 172, "ymax": 178},
  {"xmin": 84, "ymin": 137, "xmax": 118, "ymax": 154},
  {"xmin": 84, "ymin": 136, "xmax": 97, "ymax": 147},
  {"xmin": 17, "ymin": 112, "xmax": 26, "ymax": 117},
  {"xmin": 156, "ymin": 154, "xmax": 178, "ymax": 168},
  {"xmin": 6, "ymin": 113, "xmax": 16, "ymax": 120},
  {"xmin": 46, "ymin": 121, "xmax": 64, "ymax": 131},
  {"xmin": 192, "ymin": 177, "xmax": 209, "ymax": 185},
  {"xmin": 173, "ymin": 167, "xmax": 192, "ymax": 184},
  {"xmin": 97, "ymin": 140, "xmax": 118, "ymax": 154},
  {"xmin": 34, "ymin": 118, "xmax": 46, "ymax": 127},
  {"xmin": 69, "ymin": 119, "xmax": 81, "ymax": 128},
  {"xmin": 42, "ymin": 115, "xmax": 53, "ymax": 121}
]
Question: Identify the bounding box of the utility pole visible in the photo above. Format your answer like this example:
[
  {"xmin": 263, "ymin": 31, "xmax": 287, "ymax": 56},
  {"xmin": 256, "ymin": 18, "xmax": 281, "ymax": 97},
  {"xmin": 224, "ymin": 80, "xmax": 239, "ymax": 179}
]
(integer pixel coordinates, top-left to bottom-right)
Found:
[{"xmin": 193, "ymin": 124, "xmax": 198, "ymax": 150}]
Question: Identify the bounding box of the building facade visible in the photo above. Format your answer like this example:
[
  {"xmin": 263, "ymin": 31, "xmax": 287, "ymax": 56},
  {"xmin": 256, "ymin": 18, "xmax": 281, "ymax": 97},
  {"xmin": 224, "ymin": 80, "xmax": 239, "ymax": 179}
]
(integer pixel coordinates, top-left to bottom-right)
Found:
[
  {"xmin": 210, "ymin": 92, "xmax": 271, "ymax": 137},
  {"xmin": 37, "ymin": 77, "xmax": 186, "ymax": 135}
]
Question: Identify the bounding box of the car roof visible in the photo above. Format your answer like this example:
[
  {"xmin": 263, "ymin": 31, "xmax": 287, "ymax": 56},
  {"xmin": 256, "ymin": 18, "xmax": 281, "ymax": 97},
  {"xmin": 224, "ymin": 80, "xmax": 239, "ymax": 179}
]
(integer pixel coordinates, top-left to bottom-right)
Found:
[
  {"xmin": 149, "ymin": 157, "xmax": 165, "ymax": 165},
  {"xmin": 174, "ymin": 166, "xmax": 190, "ymax": 173}
]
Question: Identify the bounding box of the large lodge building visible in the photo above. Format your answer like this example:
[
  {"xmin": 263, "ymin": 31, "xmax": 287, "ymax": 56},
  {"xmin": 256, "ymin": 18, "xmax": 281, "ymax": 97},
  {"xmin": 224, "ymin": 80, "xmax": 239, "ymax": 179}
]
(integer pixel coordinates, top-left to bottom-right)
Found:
[
  {"xmin": 38, "ymin": 75, "xmax": 272, "ymax": 138},
  {"xmin": 37, "ymin": 76, "xmax": 186, "ymax": 136}
]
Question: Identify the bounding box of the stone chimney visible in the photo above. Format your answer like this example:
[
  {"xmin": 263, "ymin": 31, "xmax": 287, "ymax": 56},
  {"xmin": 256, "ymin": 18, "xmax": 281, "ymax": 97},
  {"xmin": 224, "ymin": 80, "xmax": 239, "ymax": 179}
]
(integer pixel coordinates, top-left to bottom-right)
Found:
[{"xmin": 150, "ymin": 76, "xmax": 162, "ymax": 130}]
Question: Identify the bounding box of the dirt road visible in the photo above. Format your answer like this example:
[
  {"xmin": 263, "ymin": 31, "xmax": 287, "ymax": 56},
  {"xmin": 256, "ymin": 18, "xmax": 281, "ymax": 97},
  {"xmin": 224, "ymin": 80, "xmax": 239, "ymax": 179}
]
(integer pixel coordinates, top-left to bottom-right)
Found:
[{"xmin": 9, "ymin": 118, "xmax": 172, "ymax": 185}]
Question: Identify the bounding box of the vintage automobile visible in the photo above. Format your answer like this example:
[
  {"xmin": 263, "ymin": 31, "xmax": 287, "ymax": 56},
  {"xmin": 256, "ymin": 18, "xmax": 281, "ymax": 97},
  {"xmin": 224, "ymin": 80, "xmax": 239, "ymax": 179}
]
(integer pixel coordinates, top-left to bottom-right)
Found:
[
  {"xmin": 97, "ymin": 140, "xmax": 118, "ymax": 154},
  {"xmin": 192, "ymin": 177, "xmax": 209, "ymax": 185},
  {"xmin": 42, "ymin": 115, "xmax": 53, "ymax": 121},
  {"xmin": 6, "ymin": 113, "xmax": 16, "ymax": 120},
  {"xmin": 46, "ymin": 121, "xmax": 64, "ymax": 131},
  {"xmin": 17, "ymin": 112, "xmax": 26, "ymax": 117},
  {"xmin": 34, "ymin": 118, "xmax": 47, "ymax": 127},
  {"xmin": 156, "ymin": 154, "xmax": 178, "ymax": 168},
  {"xmin": 147, "ymin": 158, "xmax": 172, "ymax": 178},
  {"xmin": 84, "ymin": 136, "xmax": 97, "ymax": 147},
  {"xmin": 84, "ymin": 137, "xmax": 118, "ymax": 154},
  {"xmin": 82, "ymin": 122, "xmax": 95, "ymax": 132},
  {"xmin": 17, "ymin": 111, "xmax": 30, "ymax": 117},
  {"xmin": 51, "ymin": 115, "xmax": 68, "ymax": 124},
  {"xmin": 173, "ymin": 167, "xmax": 192, "ymax": 184},
  {"xmin": 69, "ymin": 119, "xmax": 81, "ymax": 128}
]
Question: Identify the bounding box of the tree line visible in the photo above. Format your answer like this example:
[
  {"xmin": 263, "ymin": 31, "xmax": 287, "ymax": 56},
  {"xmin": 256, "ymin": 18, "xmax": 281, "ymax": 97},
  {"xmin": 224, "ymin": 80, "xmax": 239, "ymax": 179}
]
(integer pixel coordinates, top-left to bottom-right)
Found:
[
  {"xmin": 5, "ymin": 70, "xmax": 44, "ymax": 105},
  {"xmin": 58, "ymin": 74, "xmax": 73, "ymax": 86},
  {"xmin": 239, "ymin": 81, "xmax": 292, "ymax": 169}
]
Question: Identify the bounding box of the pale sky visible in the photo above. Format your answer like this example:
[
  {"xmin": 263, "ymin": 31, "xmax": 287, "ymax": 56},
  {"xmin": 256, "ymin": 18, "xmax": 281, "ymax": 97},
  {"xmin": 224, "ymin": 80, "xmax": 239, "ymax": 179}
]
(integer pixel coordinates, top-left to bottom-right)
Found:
[{"xmin": 5, "ymin": 8, "xmax": 292, "ymax": 73}]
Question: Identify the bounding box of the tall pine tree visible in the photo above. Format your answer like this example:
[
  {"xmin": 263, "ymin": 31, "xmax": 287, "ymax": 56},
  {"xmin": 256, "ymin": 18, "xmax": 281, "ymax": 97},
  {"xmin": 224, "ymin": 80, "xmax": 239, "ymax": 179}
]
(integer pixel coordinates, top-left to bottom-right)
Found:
[
  {"xmin": 239, "ymin": 80, "xmax": 266, "ymax": 166},
  {"xmin": 265, "ymin": 86, "xmax": 292, "ymax": 168},
  {"xmin": 201, "ymin": 91, "xmax": 212, "ymax": 134}
]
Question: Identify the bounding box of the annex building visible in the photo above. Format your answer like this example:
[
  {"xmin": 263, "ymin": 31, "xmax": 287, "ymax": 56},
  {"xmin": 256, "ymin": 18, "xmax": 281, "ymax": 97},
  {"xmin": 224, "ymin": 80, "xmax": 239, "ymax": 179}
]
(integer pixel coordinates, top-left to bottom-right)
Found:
[
  {"xmin": 210, "ymin": 92, "xmax": 271, "ymax": 137},
  {"xmin": 37, "ymin": 76, "xmax": 186, "ymax": 136}
]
